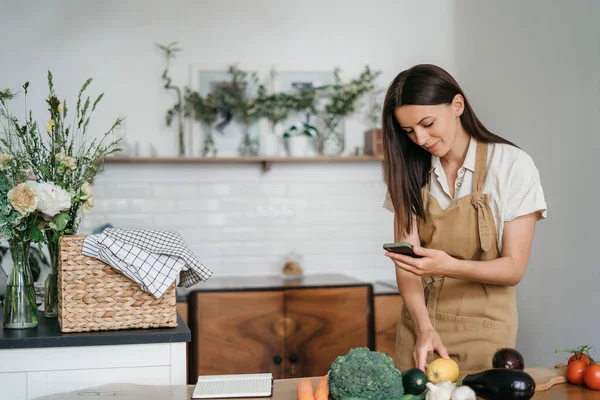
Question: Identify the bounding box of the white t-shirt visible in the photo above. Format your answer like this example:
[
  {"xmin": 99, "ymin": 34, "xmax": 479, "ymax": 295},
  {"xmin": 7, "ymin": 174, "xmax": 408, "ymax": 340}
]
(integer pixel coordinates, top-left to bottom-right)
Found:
[{"xmin": 383, "ymin": 137, "xmax": 547, "ymax": 252}]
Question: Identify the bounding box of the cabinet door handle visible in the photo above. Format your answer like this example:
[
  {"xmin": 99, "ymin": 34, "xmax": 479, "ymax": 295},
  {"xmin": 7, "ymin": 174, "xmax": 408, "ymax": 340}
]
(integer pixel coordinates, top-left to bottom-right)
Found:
[
  {"xmin": 288, "ymin": 354, "xmax": 298, "ymax": 364},
  {"xmin": 273, "ymin": 355, "xmax": 282, "ymax": 365}
]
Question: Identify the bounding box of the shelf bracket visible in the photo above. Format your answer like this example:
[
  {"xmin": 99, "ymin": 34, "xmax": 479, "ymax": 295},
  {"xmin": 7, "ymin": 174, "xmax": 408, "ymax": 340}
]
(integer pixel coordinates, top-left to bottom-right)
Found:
[{"xmin": 261, "ymin": 161, "xmax": 272, "ymax": 173}]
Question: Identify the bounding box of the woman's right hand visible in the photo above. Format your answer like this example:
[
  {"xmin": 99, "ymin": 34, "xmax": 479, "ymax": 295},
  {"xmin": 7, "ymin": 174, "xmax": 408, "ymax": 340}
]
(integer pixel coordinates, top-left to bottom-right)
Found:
[{"xmin": 414, "ymin": 328, "xmax": 450, "ymax": 371}]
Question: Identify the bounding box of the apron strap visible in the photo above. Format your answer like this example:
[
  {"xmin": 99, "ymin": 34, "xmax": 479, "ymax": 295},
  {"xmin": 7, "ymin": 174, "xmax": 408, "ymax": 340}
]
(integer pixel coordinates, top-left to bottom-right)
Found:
[
  {"xmin": 471, "ymin": 194, "xmax": 494, "ymax": 252},
  {"xmin": 472, "ymin": 141, "xmax": 489, "ymax": 194},
  {"xmin": 471, "ymin": 141, "xmax": 493, "ymax": 251}
]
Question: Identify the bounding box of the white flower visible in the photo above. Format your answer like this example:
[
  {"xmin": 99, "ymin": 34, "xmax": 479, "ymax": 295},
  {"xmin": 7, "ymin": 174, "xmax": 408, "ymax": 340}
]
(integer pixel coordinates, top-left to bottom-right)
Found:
[
  {"xmin": 0, "ymin": 153, "xmax": 14, "ymax": 171},
  {"xmin": 80, "ymin": 182, "xmax": 93, "ymax": 200},
  {"xmin": 82, "ymin": 195, "xmax": 94, "ymax": 213},
  {"xmin": 56, "ymin": 152, "xmax": 77, "ymax": 172},
  {"xmin": 36, "ymin": 182, "xmax": 71, "ymax": 220},
  {"xmin": 80, "ymin": 182, "xmax": 94, "ymax": 213},
  {"xmin": 7, "ymin": 182, "xmax": 39, "ymax": 216}
]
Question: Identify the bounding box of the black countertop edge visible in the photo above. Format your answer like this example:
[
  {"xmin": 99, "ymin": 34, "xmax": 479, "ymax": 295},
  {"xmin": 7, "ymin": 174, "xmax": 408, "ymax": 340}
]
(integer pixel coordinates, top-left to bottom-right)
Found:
[
  {"xmin": 0, "ymin": 309, "xmax": 191, "ymax": 350},
  {"xmin": 176, "ymin": 293, "xmax": 187, "ymax": 302}
]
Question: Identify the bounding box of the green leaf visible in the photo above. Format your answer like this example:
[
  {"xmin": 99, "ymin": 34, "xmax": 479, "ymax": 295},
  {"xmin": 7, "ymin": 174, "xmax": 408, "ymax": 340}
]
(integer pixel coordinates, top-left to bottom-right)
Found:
[
  {"xmin": 37, "ymin": 164, "xmax": 51, "ymax": 179},
  {"xmin": 29, "ymin": 224, "xmax": 45, "ymax": 243},
  {"xmin": 49, "ymin": 212, "xmax": 70, "ymax": 231}
]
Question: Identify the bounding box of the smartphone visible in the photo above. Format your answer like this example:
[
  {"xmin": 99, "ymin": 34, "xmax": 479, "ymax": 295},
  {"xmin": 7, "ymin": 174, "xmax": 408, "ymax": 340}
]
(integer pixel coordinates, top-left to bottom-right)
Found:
[{"xmin": 383, "ymin": 241, "xmax": 422, "ymax": 258}]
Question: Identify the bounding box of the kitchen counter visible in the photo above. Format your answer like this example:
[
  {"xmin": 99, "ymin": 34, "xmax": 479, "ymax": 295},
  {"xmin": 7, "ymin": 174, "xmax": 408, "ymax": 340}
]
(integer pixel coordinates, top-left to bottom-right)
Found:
[
  {"xmin": 175, "ymin": 274, "xmax": 396, "ymax": 300},
  {"xmin": 373, "ymin": 280, "xmax": 399, "ymax": 295},
  {"xmin": 0, "ymin": 306, "xmax": 190, "ymax": 400},
  {"xmin": 0, "ymin": 306, "xmax": 190, "ymax": 349},
  {"xmin": 30, "ymin": 376, "xmax": 600, "ymax": 399},
  {"xmin": 178, "ymin": 273, "xmax": 367, "ymax": 294}
]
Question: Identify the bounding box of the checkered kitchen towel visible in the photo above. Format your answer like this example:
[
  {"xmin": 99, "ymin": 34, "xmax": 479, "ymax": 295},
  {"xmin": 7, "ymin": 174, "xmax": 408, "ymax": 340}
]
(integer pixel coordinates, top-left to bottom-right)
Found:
[{"xmin": 82, "ymin": 228, "xmax": 212, "ymax": 298}]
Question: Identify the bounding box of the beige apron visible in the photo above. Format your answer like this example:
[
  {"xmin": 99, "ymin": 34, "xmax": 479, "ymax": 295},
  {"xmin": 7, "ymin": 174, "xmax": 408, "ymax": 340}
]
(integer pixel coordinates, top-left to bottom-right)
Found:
[{"xmin": 394, "ymin": 141, "xmax": 517, "ymax": 372}]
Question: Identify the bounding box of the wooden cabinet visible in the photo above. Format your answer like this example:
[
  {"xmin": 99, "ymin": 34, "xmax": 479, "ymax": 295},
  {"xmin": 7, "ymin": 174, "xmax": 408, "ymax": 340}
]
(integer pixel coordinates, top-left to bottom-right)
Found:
[
  {"xmin": 176, "ymin": 302, "xmax": 188, "ymax": 325},
  {"xmin": 187, "ymin": 274, "xmax": 373, "ymax": 381},
  {"xmin": 176, "ymin": 301, "xmax": 190, "ymax": 383},
  {"xmin": 373, "ymin": 281, "xmax": 402, "ymax": 359}
]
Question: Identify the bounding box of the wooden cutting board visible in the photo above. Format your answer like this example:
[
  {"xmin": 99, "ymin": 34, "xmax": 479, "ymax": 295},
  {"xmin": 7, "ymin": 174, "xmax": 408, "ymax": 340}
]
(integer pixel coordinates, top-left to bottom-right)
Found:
[{"xmin": 525, "ymin": 364, "xmax": 568, "ymax": 391}]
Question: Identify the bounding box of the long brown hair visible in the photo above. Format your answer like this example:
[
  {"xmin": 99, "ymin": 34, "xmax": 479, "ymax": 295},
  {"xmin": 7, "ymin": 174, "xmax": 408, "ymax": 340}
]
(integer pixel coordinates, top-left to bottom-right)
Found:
[{"xmin": 382, "ymin": 64, "xmax": 516, "ymax": 236}]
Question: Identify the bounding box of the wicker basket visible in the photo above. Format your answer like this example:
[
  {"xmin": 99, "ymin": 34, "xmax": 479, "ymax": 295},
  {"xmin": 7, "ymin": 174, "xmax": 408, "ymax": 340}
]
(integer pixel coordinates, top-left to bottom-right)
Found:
[{"xmin": 57, "ymin": 235, "xmax": 177, "ymax": 333}]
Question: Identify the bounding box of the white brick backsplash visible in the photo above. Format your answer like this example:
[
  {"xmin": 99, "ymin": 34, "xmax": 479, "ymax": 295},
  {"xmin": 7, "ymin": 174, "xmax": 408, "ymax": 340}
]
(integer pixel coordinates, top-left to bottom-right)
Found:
[
  {"xmin": 79, "ymin": 163, "xmax": 397, "ymax": 283},
  {"xmin": 259, "ymin": 184, "xmax": 287, "ymax": 196},
  {"xmin": 152, "ymin": 213, "xmax": 227, "ymax": 228},
  {"xmin": 288, "ymin": 182, "xmax": 386, "ymax": 197},
  {"xmin": 130, "ymin": 199, "xmax": 177, "ymax": 213},
  {"xmin": 176, "ymin": 199, "xmax": 220, "ymax": 212},
  {"xmin": 177, "ymin": 228, "xmax": 223, "ymax": 242},
  {"xmin": 197, "ymin": 183, "xmax": 231, "ymax": 197},
  {"xmin": 101, "ymin": 183, "xmax": 152, "ymax": 199},
  {"xmin": 102, "ymin": 214, "xmax": 154, "ymax": 230},
  {"xmin": 153, "ymin": 184, "xmax": 198, "ymax": 198}
]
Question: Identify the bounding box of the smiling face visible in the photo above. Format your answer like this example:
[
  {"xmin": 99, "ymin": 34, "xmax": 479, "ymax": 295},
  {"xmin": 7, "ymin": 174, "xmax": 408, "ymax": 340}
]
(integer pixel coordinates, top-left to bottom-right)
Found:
[{"xmin": 394, "ymin": 94, "xmax": 465, "ymax": 157}]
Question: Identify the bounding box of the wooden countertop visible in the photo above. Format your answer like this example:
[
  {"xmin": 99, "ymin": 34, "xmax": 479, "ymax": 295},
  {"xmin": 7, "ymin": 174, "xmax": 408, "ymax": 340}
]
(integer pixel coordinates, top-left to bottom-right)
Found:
[{"xmin": 32, "ymin": 376, "xmax": 600, "ymax": 399}]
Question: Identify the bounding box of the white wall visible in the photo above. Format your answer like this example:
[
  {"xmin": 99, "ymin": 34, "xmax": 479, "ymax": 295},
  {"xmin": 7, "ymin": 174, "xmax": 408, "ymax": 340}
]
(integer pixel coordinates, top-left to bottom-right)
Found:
[
  {"xmin": 0, "ymin": 0, "xmax": 456, "ymax": 157},
  {"xmin": 0, "ymin": 0, "xmax": 457, "ymax": 284},
  {"xmin": 454, "ymin": 0, "xmax": 600, "ymax": 367},
  {"xmin": 2, "ymin": 0, "xmax": 597, "ymax": 370}
]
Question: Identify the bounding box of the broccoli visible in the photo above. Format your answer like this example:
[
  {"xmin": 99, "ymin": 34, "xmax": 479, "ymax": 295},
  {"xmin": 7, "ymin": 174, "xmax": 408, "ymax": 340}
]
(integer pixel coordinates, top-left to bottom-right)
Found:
[{"xmin": 328, "ymin": 347, "xmax": 405, "ymax": 400}]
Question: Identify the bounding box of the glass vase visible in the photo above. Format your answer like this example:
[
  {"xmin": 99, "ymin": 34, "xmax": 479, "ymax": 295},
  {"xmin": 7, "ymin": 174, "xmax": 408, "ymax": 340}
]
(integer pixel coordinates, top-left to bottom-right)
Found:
[
  {"xmin": 238, "ymin": 128, "xmax": 259, "ymax": 156},
  {"xmin": 201, "ymin": 124, "xmax": 217, "ymax": 157},
  {"xmin": 315, "ymin": 115, "xmax": 345, "ymax": 155},
  {"xmin": 43, "ymin": 232, "xmax": 60, "ymax": 318},
  {"xmin": 3, "ymin": 239, "xmax": 38, "ymax": 329}
]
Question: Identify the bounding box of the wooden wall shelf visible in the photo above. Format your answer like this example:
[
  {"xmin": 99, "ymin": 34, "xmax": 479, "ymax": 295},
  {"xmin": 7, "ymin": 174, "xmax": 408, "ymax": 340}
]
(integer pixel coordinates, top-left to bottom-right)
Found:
[{"xmin": 103, "ymin": 155, "xmax": 384, "ymax": 172}]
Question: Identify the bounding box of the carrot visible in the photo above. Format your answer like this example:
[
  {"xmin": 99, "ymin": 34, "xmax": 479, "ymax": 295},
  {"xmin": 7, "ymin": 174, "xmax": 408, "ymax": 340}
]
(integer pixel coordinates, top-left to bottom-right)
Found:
[
  {"xmin": 298, "ymin": 378, "xmax": 315, "ymax": 400},
  {"xmin": 314, "ymin": 375, "xmax": 329, "ymax": 400}
]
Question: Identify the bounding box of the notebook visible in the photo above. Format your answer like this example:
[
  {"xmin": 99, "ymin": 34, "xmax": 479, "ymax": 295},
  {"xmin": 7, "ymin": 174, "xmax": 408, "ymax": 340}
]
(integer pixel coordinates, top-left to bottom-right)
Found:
[{"xmin": 191, "ymin": 373, "xmax": 274, "ymax": 399}]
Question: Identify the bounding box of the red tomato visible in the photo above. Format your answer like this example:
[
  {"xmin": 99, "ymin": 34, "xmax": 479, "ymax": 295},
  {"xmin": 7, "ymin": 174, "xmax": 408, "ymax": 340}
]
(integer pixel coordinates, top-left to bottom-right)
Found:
[
  {"xmin": 567, "ymin": 360, "xmax": 588, "ymax": 385},
  {"xmin": 569, "ymin": 353, "xmax": 592, "ymax": 365},
  {"xmin": 584, "ymin": 364, "xmax": 600, "ymax": 390}
]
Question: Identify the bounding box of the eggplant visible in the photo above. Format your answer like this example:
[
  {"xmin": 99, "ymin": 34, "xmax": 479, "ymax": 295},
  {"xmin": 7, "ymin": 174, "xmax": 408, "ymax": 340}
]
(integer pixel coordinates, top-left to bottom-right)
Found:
[
  {"xmin": 461, "ymin": 368, "xmax": 536, "ymax": 400},
  {"xmin": 492, "ymin": 348, "xmax": 525, "ymax": 370}
]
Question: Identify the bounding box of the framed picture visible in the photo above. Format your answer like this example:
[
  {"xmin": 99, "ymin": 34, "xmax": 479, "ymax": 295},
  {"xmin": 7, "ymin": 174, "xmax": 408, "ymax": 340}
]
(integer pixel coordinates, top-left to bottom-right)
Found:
[{"xmin": 188, "ymin": 63, "xmax": 262, "ymax": 157}]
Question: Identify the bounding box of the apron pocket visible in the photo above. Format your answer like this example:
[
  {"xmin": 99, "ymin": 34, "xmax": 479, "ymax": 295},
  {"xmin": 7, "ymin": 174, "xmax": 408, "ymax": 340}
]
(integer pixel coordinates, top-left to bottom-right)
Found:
[
  {"xmin": 435, "ymin": 312, "xmax": 509, "ymax": 332},
  {"xmin": 433, "ymin": 312, "xmax": 514, "ymax": 370}
]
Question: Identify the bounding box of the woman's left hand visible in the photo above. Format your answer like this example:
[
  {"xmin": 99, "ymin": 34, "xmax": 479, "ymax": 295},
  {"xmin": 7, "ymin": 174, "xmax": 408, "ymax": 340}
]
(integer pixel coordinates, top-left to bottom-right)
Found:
[{"xmin": 385, "ymin": 246, "xmax": 457, "ymax": 277}]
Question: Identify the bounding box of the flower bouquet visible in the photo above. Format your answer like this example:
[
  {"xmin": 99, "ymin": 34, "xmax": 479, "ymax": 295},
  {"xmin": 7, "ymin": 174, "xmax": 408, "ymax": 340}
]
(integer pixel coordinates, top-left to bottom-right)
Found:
[
  {"xmin": 0, "ymin": 72, "xmax": 123, "ymax": 320},
  {"xmin": 0, "ymin": 117, "xmax": 43, "ymax": 328}
]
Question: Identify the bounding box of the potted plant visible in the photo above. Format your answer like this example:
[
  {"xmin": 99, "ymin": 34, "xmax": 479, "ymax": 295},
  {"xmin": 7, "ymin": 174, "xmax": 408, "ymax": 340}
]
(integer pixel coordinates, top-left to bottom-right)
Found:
[
  {"xmin": 363, "ymin": 86, "xmax": 385, "ymax": 156},
  {"xmin": 220, "ymin": 65, "xmax": 261, "ymax": 156},
  {"xmin": 279, "ymin": 83, "xmax": 324, "ymax": 157},
  {"xmin": 184, "ymin": 88, "xmax": 220, "ymax": 157},
  {"xmin": 282, "ymin": 122, "xmax": 318, "ymax": 157},
  {"xmin": 316, "ymin": 66, "xmax": 381, "ymax": 155},
  {"xmin": 256, "ymin": 83, "xmax": 296, "ymax": 156},
  {"xmin": 0, "ymin": 73, "xmax": 123, "ymax": 318}
]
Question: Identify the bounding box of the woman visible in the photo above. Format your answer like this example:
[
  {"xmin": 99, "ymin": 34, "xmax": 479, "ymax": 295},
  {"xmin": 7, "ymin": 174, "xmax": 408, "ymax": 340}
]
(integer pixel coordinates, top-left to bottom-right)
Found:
[{"xmin": 381, "ymin": 64, "xmax": 547, "ymax": 372}]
